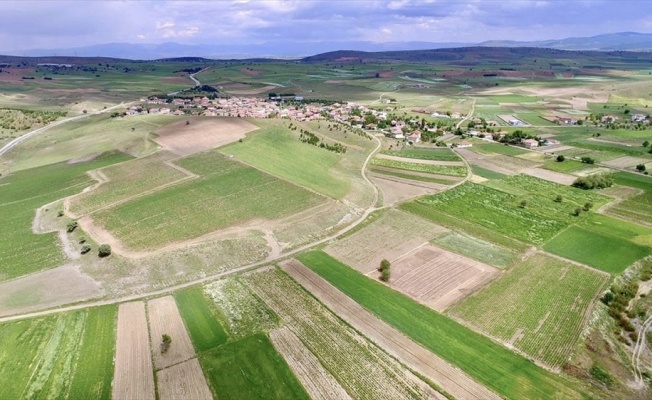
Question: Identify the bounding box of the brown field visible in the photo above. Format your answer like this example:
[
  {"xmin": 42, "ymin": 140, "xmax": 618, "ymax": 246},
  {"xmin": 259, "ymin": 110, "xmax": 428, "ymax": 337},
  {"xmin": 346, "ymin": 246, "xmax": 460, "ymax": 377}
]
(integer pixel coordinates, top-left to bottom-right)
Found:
[
  {"xmin": 369, "ymin": 172, "xmax": 446, "ymax": 206},
  {"xmin": 281, "ymin": 260, "xmax": 500, "ymax": 400},
  {"xmin": 390, "ymin": 245, "xmax": 500, "ymax": 311},
  {"xmin": 0, "ymin": 265, "xmax": 104, "ymax": 317},
  {"xmin": 603, "ymin": 156, "xmax": 650, "ymax": 169},
  {"xmin": 156, "ymin": 358, "xmax": 213, "ymax": 400},
  {"xmin": 154, "ymin": 117, "xmax": 258, "ymax": 156},
  {"xmin": 269, "ymin": 327, "xmax": 352, "ymax": 400},
  {"xmin": 521, "ymin": 167, "xmax": 577, "ymax": 185},
  {"xmin": 375, "ymin": 154, "xmax": 465, "ymax": 166},
  {"xmin": 113, "ymin": 302, "xmax": 156, "ymax": 400},
  {"xmin": 147, "ymin": 296, "xmax": 196, "ymax": 369},
  {"xmin": 325, "ymin": 209, "xmax": 448, "ymax": 274}
]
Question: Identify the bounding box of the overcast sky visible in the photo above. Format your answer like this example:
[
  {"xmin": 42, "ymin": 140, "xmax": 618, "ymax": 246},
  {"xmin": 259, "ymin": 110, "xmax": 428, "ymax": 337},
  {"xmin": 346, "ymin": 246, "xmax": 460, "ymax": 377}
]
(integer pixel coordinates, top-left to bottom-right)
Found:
[{"xmin": 2, "ymin": 0, "xmax": 651, "ymax": 52}]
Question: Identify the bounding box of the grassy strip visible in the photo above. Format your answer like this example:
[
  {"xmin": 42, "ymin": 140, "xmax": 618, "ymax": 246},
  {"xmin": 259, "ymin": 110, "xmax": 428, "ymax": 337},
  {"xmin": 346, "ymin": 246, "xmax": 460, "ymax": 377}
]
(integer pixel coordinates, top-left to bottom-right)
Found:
[
  {"xmin": 199, "ymin": 332, "xmax": 310, "ymax": 400},
  {"xmin": 470, "ymin": 143, "xmax": 528, "ymax": 156},
  {"xmin": 380, "ymin": 147, "xmax": 461, "ymax": 161},
  {"xmin": 174, "ymin": 287, "xmax": 229, "ymax": 352},
  {"xmin": 369, "ymin": 166, "xmax": 457, "ymax": 184},
  {"xmin": 613, "ymin": 171, "xmax": 652, "ymax": 191},
  {"xmin": 543, "ymin": 226, "xmax": 650, "ymax": 274},
  {"xmin": 470, "ymin": 165, "xmax": 507, "ymax": 180},
  {"xmin": 68, "ymin": 306, "xmax": 117, "ymax": 400},
  {"xmin": 298, "ymin": 251, "xmax": 584, "ymax": 400},
  {"xmin": 370, "ymin": 157, "xmax": 467, "ymax": 177}
]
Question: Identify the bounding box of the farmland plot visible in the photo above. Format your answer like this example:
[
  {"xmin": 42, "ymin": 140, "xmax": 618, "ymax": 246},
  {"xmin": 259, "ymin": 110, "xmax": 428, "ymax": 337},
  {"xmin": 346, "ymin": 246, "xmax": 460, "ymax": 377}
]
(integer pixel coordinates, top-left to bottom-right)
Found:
[
  {"xmin": 270, "ymin": 327, "xmax": 352, "ymax": 400},
  {"xmin": 245, "ymin": 268, "xmax": 442, "ymax": 400},
  {"xmin": 156, "ymin": 358, "xmax": 213, "ymax": 400},
  {"xmin": 380, "ymin": 147, "xmax": 460, "ymax": 161},
  {"xmin": 433, "ymin": 231, "xmax": 517, "ymax": 268},
  {"xmin": 389, "ymin": 245, "xmax": 500, "ymax": 311},
  {"xmin": 147, "ymin": 296, "xmax": 196, "ymax": 369},
  {"xmin": 450, "ymin": 253, "xmax": 608, "ymax": 369},
  {"xmin": 325, "ymin": 208, "xmax": 448, "ymax": 274},
  {"xmin": 370, "ymin": 157, "xmax": 467, "ymax": 177},
  {"xmin": 112, "ymin": 302, "xmax": 155, "ymax": 400},
  {"xmin": 607, "ymin": 190, "xmax": 652, "ymax": 227},
  {"xmin": 174, "ymin": 288, "xmax": 228, "ymax": 352},
  {"xmin": 68, "ymin": 153, "xmax": 191, "ymax": 217},
  {"xmin": 369, "ymin": 172, "xmax": 447, "ymax": 206},
  {"xmin": 91, "ymin": 152, "xmax": 324, "ymax": 251}
]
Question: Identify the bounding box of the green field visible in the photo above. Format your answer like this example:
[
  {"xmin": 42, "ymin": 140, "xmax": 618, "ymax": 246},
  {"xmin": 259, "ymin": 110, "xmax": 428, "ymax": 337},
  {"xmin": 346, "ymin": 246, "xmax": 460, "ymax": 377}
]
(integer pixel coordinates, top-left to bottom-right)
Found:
[
  {"xmin": 369, "ymin": 165, "xmax": 458, "ymax": 184},
  {"xmin": 174, "ymin": 287, "xmax": 229, "ymax": 352},
  {"xmin": 298, "ymin": 251, "xmax": 584, "ymax": 400},
  {"xmin": 451, "ymin": 253, "xmax": 607, "ymax": 368},
  {"xmin": 608, "ymin": 190, "xmax": 652, "ymax": 225},
  {"xmin": 380, "ymin": 147, "xmax": 461, "ymax": 161},
  {"xmin": 370, "ymin": 157, "xmax": 467, "ymax": 176},
  {"xmin": 222, "ymin": 122, "xmax": 351, "ymax": 199},
  {"xmin": 471, "ymin": 165, "xmax": 508, "ymax": 180},
  {"xmin": 92, "ymin": 151, "xmax": 324, "ymax": 250},
  {"xmin": 68, "ymin": 154, "xmax": 189, "ymax": 216},
  {"xmin": 470, "ymin": 143, "xmax": 529, "ymax": 156},
  {"xmin": 200, "ymin": 332, "xmax": 310, "ymax": 400},
  {"xmin": 543, "ymin": 159, "xmax": 589, "ymax": 173},
  {"xmin": 433, "ymin": 231, "xmax": 517, "ymax": 268},
  {"xmin": 613, "ymin": 171, "xmax": 652, "ymax": 191},
  {"xmin": 67, "ymin": 306, "xmax": 117, "ymax": 400},
  {"xmin": 544, "ymin": 226, "xmax": 651, "ymax": 274},
  {"xmin": 0, "ymin": 151, "xmax": 132, "ymax": 280}
]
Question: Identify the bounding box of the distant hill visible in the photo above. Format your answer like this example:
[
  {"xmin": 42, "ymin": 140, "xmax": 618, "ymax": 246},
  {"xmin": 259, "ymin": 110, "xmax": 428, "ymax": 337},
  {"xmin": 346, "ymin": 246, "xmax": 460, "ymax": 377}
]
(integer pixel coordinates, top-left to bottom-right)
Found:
[{"xmin": 4, "ymin": 32, "xmax": 651, "ymax": 60}]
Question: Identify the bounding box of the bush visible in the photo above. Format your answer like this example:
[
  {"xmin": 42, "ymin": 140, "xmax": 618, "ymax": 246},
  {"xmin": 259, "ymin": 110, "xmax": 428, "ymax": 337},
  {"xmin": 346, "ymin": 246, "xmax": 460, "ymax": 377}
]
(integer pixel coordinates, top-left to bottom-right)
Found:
[
  {"xmin": 572, "ymin": 174, "xmax": 614, "ymax": 190},
  {"xmin": 573, "ymin": 207, "xmax": 582, "ymax": 216},
  {"xmin": 581, "ymin": 156, "xmax": 596, "ymax": 164},
  {"xmin": 66, "ymin": 221, "xmax": 78, "ymax": 233},
  {"xmin": 161, "ymin": 334, "xmax": 172, "ymax": 353},
  {"xmin": 556, "ymin": 155, "xmax": 565, "ymax": 162},
  {"xmin": 589, "ymin": 365, "xmax": 615, "ymax": 388},
  {"xmin": 519, "ymin": 199, "xmax": 528, "ymax": 208},
  {"xmin": 78, "ymin": 237, "xmax": 86, "ymax": 244},
  {"xmin": 554, "ymin": 195, "xmax": 563, "ymax": 203},
  {"xmin": 636, "ymin": 164, "xmax": 646, "ymax": 172},
  {"xmin": 379, "ymin": 259, "xmax": 391, "ymax": 282},
  {"xmin": 98, "ymin": 244, "xmax": 112, "ymax": 257},
  {"xmin": 80, "ymin": 244, "xmax": 91, "ymax": 254},
  {"xmin": 57, "ymin": 210, "xmax": 64, "ymax": 217},
  {"xmin": 583, "ymin": 201, "xmax": 593, "ymax": 211}
]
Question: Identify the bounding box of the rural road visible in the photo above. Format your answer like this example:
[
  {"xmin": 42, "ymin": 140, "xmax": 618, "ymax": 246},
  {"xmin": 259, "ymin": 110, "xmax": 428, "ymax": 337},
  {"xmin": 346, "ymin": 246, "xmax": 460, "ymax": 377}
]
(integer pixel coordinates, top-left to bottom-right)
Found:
[
  {"xmin": 632, "ymin": 314, "xmax": 652, "ymax": 385},
  {"xmin": 455, "ymin": 98, "xmax": 476, "ymax": 130},
  {"xmin": 0, "ymin": 103, "xmax": 127, "ymax": 158}
]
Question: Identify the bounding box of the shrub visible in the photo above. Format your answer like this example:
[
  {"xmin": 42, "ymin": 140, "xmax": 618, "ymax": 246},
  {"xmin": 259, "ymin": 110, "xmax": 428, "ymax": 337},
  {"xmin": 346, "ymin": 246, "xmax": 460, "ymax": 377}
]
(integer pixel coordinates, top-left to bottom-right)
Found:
[
  {"xmin": 57, "ymin": 210, "xmax": 64, "ymax": 217},
  {"xmin": 589, "ymin": 365, "xmax": 615, "ymax": 388},
  {"xmin": 554, "ymin": 195, "xmax": 563, "ymax": 203},
  {"xmin": 573, "ymin": 207, "xmax": 582, "ymax": 216},
  {"xmin": 581, "ymin": 156, "xmax": 596, "ymax": 164},
  {"xmin": 379, "ymin": 259, "xmax": 391, "ymax": 282},
  {"xmin": 519, "ymin": 199, "xmax": 528, "ymax": 208},
  {"xmin": 98, "ymin": 244, "xmax": 112, "ymax": 257},
  {"xmin": 80, "ymin": 244, "xmax": 91, "ymax": 254},
  {"xmin": 66, "ymin": 221, "xmax": 78, "ymax": 233},
  {"xmin": 583, "ymin": 201, "xmax": 593, "ymax": 211},
  {"xmin": 556, "ymin": 155, "xmax": 566, "ymax": 162},
  {"xmin": 161, "ymin": 334, "xmax": 172, "ymax": 353},
  {"xmin": 78, "ymin": 237, "xmax": 86, "ymax": 244},
  {"xmin": 572, "ymin": 174, "xmax": 614, "ymax": 190},
  {"xmin": 636, "ymin": 164, "xmax": 646, "ymax": 172}
]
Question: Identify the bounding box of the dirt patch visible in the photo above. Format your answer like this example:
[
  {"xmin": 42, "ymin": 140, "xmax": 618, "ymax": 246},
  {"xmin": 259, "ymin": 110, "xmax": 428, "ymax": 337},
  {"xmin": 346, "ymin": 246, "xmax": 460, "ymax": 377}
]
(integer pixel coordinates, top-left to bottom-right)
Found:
[
  {"xmin": 369, "ymin": 172, "xmax": 446, "ymax": 206},
  {"xmin": 154, "ymin": 117, "xmax": 258, "ymax": 156},
  {"xmin": 270, "ymin": 327, "xmax": 352, "ymax": 400},
  {"xmin": 156, "ymin": 358, "xmax": 212, "ymax": 400},
  {"xmin": 281, "ymin": 260, "xmax": 500, "ymax": 400},
  {"xmin": 389, "ymin": 244, "xmax": 500, "ymax": 311},
  {"xmin": 0, "ymin": 68, "xmax": 34, "ymax": 83},
  {"xmin": 521, "ymin": 167, "xmax": 577, "ymax": 185},
  {"xmin": 603, "ymin": 156, "xmax": 650, "ymax": 169},
  {"xmin": 0, "ymin": 265, "xmax": 104, "ymax": 317},
  {"xmin": 113, "ymin": 302, "xmax": 156, "ymax": 400},
  {"xmin": 147, "ymin": 296, "xmax": 196, "ymax": 369}
]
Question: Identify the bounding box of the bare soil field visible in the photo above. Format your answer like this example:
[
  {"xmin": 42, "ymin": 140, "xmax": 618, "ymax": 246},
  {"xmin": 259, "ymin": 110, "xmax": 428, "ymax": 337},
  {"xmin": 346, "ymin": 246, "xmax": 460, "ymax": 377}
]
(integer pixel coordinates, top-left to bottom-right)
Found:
[
  {"xmin": 281, "ymin": 260, "xmax": 500, "ymax": 400},
  {"xmin": 113, "ymin": 302, "xmax": 155, "ymax": 400},
  {"xmin": 535, "ymin": 145, "xmax": 576, "ymax": 154},
  {"xmin": 369, "ymin": 172, "xmax": 446, "ymax": 206},
  {"xmin": 269, "ymin": 327, "xmax": 352, "ymax": 400},
  {"xmin": 0, "ymin": 264, "xmax": 104, "ymax": 317},
  {"xmin": 376, "ymin": 153, "xmax": 465, "ymax": 166},
  {"xmin": 154, "ymin": 117, "xmax": 258, "ymax": 156},
  {"xmin": 603, "ymin": 156, "xmax": 650, "ymax": 169},
  {"xmin": 390, "ymin": 245, "xmax": 500, "ymax": 311},
  {"xmin": 521, "ymin": 167, "xmax": 577, "ymax": 185},
  {"xmin": 147, "ymin": 296, "xmax": 196, "ymax": 369},
  {"xmin": 325, "ymin": 208, "xmax": 448, "ymax": 274},
  {"xmin": 156, "ymin": 358, "xmax": 213, "ymax": 400}
]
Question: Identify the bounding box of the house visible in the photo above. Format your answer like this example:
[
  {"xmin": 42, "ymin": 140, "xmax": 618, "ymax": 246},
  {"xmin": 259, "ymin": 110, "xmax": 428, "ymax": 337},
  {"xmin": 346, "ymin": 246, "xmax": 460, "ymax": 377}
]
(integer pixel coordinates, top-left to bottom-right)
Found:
[
  {"xmin": 544, "ymin": 139, "xmax": 560, "ymax": 146},
  {"xmin": 457, "ymin": 141, "xmax": 472, "ymax": 148},
  {"xmin": 556, "ymin": 117, "xmax": 577, "ymax": 125},
  {"xmin": 407, "ymin": 131, "xmax": 421, "ymax": 143},
  {"xmin": 631, "ymin": 114, "xmax": 647, "ymax": 122},
  {"xmin": 467, "ymin": 130, "xmax": 479, "ymax": 137},
  {"xmin": 508, "ymin": 119, "xmax": 526, "ymax": 126},
  {"xmin": 523, "ymin": 139, "xmax": 539, "ymax": 149},
  {"xmin": 601, "ymin": 115, "xmax": 619, "ymax": 123}
]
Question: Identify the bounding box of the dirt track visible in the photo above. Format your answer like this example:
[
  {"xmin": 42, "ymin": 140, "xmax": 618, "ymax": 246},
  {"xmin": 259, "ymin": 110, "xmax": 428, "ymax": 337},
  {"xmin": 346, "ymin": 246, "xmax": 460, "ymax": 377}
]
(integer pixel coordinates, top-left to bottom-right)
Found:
[{"xmin": 282, "ymin": 260, "xmax": 501, "ymax": 400}]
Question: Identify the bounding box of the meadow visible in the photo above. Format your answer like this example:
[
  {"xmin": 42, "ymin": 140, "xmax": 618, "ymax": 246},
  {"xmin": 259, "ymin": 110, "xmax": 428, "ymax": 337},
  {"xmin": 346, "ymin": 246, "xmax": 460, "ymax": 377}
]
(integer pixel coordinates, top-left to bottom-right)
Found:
[
  {"xmin": 298, "ymin": 251, "xmax": 585, "ymax": 400},
  {"xmin": 92, "ymin": 151, "xmax": 324, "ymax": 250},
  {"xmin": 174, "ymin": 287, "xmax": 229, "ymax": 352},
  {"xmin": 0, "ymin": 151, "xmax": 131, "ymax": 281},
  {"xmin": 450, "ymin": 253, "xmax": 608, "ymax": 369}
]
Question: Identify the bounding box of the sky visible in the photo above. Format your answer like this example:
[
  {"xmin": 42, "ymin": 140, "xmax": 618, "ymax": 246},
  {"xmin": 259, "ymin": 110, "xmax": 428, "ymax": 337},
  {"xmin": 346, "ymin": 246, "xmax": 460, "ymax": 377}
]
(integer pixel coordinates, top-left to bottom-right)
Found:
[{"xmin": 1, "ymin": 0, "xmax": 651, "ymax": 52}]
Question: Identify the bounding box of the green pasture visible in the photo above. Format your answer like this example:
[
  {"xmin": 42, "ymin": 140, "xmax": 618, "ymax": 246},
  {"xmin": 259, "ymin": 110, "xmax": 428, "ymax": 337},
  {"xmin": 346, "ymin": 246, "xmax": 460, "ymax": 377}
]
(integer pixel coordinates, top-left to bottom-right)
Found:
[
  {"xmin": 174, "ymin": 287, "xmax": 229, "ymax": 352},
  {"xmin": 451, "ymin": 253, "xmax": 607, "ymax": 369},
  {"xmin": 544, "ymin": 225, "xmax": 651, "ymax": 274},
  {"xmin": 471, "ymin": 165, "xmax": 507, "ymax": 180},
  {"xmin": 433, "ymin": 231, "xmax": 517, "ymax": 268},
  {"xmin": 370, "ymin": 157, "xmax": 467, "ymax": 177},
  {"xmin": 222, "ymin": 122, "xmax": 350, "ymax": 199},
  {"xmin": 200, "ymin": 333, "xmax": 310, "ymax": 400},
  {"xmin": 0, "ymin": 152, "xmax": 132, "ymax": 281},
  {"xmin": 543, "ymin": 159, "xmax": 588, "ymax": 173},
  {"xmin": 380, "ymin": 147, "xmax": 460, "ymax": 161},
  {"xmin": 93, "ymin": 151, "xmax": 324, "ymax": 250},
  {"xmin": 298, "ymin": 251, "xmax": 585, "ymax": 400}
]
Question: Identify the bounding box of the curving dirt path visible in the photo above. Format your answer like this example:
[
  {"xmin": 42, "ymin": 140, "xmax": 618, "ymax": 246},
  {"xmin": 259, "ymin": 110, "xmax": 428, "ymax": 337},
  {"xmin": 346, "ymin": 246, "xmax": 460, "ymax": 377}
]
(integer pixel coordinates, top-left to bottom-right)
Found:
[{"xmin": 632, "ymin": 315, "xmax": 652, "ymax": 386}]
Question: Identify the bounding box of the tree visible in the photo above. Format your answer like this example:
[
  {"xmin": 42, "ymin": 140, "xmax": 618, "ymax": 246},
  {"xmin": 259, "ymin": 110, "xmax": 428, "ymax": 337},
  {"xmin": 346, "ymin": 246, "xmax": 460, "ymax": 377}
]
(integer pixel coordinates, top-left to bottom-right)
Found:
[
  {"xmin": 636, "ymin": 164, "xmax": 646, "ymax": 172},
  {"xmin": 519, "ymin": 200, "xmax": 528, "ymax": 208},
  {"xmin": 581, "ymin": 156, "xmax": 596, "ymax": 164},
  {"xmin": 98, "ymin": 244, "xmax": 112, "ymax": 257},
  {"xmin": 379, "ymin": 259, "xmax": 391, "ymax": 282},
  {"xmin": 80, "ymin": 244, "xmax": 91, "ymax": 254},
  {"xmin": 66, "ymin": 221, "xmax": 78, "ymax": 233},
  {"xmin": 161, "ymin": 334, "xmax": 172, "ymax": 353},
  {"xmin": 554, "ymin": 195, "xmax": 563, "ymax": 203},
  {"xmin": 556, "ymin": 155, "xmax": 565, "ymax": 162},
  {"xmin": 643, "ymin": 140, "xmax": 650, "ymax": 148},
  {"xmin": 573, "ymin": 207, "xmax": 582, "ymax": 216},
  {"xmin": 583, "ymin": 201, "xmax": 593, "ymax": 211}
]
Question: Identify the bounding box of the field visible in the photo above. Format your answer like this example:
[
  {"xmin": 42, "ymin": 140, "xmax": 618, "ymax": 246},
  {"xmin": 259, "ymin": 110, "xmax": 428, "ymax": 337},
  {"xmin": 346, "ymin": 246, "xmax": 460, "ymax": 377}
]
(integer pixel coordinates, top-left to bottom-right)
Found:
[
  {"xmin": 147, "ymin": 296, "xmax": 196, "ymax": 369},
  {"xmin": 433, "ymin": 231, "xmax": 517, "ymax": 268},
  {"xmin": 470, "ymin": 143, "xmax": 529, "ymax": 156},
  {"xmin": 298, "ymin": 251, "xmax": 584, "ymax": 400},
  {"xmin": 370, "ymin": 157, "xmax": 467, "ymax": 176},
  {"xmin": 470, "ymin": 164, "xmax": 507, "ymax": 180},
  {"xmin": 112, "ymin": 302, "xmax": 155, "ymax": 400},
  {"xmin": 174, "ymin": 287, "xmax": 229, "ymax": 352},
  {"xmin": 0, "ymin": 151, "xmax": 131, "ymax": 281},
  {"xmin": 325, "ymin": 208, "xmax": 449, "ymax": 274},
  {"xmin": 156, "ymin": 358, "xmax": 213, "ymax": 400},
  {"xmin": 199, "ymin": 332, "xmax": 310, "ymax": 400},
  {"xmin": 154, "ymin": 117, "xmax": 258, "ymax": 156},
  {"xmin": 450, "ymin": 253, "xmax": 608, "ymax": 369},
  {"xmin": 544, "ymin": 225, "xmax": 651, "ymax": 274},
  {"xmin": 90, "ymin": 151, "xmax": 324, "ymax": 251},
  {"xmin": 607, "ymin": 190, "xmax": 652, "ymax": 225},
  {"xmin": 245, "ymin": 267, "xmax": 442, "ymax": 399},
  {"xmin": 67, "ymin": 153, "xmax": 191, "ymax": 217},
  {"xmin": 380, "ymin": 146, "xmax": 461, "ymax": 161}
]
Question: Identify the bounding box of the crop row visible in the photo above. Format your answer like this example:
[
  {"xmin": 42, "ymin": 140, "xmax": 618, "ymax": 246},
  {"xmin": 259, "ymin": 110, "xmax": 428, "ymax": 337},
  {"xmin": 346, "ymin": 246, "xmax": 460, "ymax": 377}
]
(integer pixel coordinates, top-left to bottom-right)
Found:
[
  {"xmin": 370, "ymin": 157, "xmax": 467, "ymax": 177},
  {"xmin": 380, "ymin": 147, "xmax": 461, "ymax": 161}
]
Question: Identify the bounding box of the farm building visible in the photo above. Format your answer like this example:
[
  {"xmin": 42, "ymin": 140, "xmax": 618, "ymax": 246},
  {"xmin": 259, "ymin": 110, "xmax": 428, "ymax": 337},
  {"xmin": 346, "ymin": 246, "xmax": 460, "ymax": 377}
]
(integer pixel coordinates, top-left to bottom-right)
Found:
[
  {"xmin": 523, "ymin": 139, "xmax": 539, "ymax": 149},
  {"xmin": 457, "ymin": 141, "xmax": 472, "ymax": 148}
]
